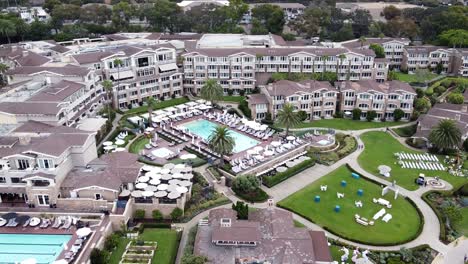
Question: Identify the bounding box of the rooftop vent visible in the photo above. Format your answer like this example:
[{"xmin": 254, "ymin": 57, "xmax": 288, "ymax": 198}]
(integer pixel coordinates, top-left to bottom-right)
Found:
[{"xmin": 220, "ymin": 218, "xmax": 231, "ymax": 227}]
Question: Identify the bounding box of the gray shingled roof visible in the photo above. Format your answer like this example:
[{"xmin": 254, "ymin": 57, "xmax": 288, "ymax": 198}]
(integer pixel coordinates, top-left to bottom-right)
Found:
[
  {"xmin": 184, "ymin": 47, "xmax": 373, "ymax": 57},
  {"xmin": 7, "ymin": 66, "xmax": 91, "ymax": 76},
  {"xmin": 266, "ymin": 79, "xmax": 336, "ymax": 97},
  {"xmin": 72, "ymin": 51, "xmax": 114, "ymax": 64},
  {"xmin": 28, "ymin": 80, "xmax": 84, "ymax": 102},
  {"xmin": 339, "ymin": 80, "xmax": 415, "ymax": 94}
]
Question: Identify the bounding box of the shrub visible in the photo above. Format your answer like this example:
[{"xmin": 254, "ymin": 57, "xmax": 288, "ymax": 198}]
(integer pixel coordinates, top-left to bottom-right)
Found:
[
  {"xmin": 152, "ymin": 210, "xmax": 163, "ymax": 221},
  {"xmin": 366, "ymin": 110, "xmax": 377, "ymax": 122},
  {"xmin": 463, "ymin": 138, "xmax": 468, "ymax": 152},
  {"xmin": 393, "ymin": 109, "xmax": 405, "ymax": 121},
  {"xmin": 316, "ymin": 152, "xmax": 340, "ymax": 165},
  {"xmin": 440, "ymin": 79, "xmax": 453, "ymax": 88},
  {"xmin": 104, "ymin": 234, "xmax": 120, "ymax": 251},
  {"xmin": 415, "ymin": 88, "xmax": 425, "ymax": 98},
  {"xmin": 447, "ymin": 93, "xmax": 464, "ymax": 104},
  {"xmin": 90, "ymin": 248, "xmax": 108, "ymax": 264},
  {"xmin": 233, "ymin": 187, "xmax": 269, "ymax": 202},
  {"xmin": 433, "ymin": 85, "xmax": 447, "ymax": 95},
  {"xmin": 232, "ymin": 201, "xmax": 249, "ymax": 219},
  {"xmin": 334, "ymin": 111, "xmax": 343, "ymax": 118},
  {"xmin": 232, "ymin": 175, "xmax": 259, "ymax": 194},
  {"xmin": 238, "ymin": 99, "xmax": 251, "ymax": 118},
  {"xmin": 134, "ymin": 209, "xmax": 146, "ymax": 219},
  {"xmin": 262, "ymin": 159, "xmax": 315, "ymax": 187},
  {"xmin": 239, "ymin": 90, "xmax": 246, "ymax": 96},
  {"xmin": 170, "ymin": 207, "xmax": 184, "ymax": 221},
  {"xmin": 336, "ymin": 136, "xmax": 357, "ymax": 157},
  {"xmin": 227, "ymin": 89, "xmax": 234, "ymax": 96},
  {"xmin": 297, "ymin": 110, "xmax": 308, "ymax": 121},
  {"xmin": 352, "ymin": 108, "xmax": 362, "ymax": 120}
]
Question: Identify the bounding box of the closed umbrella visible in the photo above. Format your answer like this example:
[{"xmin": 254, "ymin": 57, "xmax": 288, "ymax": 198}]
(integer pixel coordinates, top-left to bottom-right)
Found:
[
  {"xmin": 1, "ymin": 212, "xmax": 17, "ymax": 220},
  {"xmin": 16, "ymin": 215, "xmax": 30, "ymax": 225}
]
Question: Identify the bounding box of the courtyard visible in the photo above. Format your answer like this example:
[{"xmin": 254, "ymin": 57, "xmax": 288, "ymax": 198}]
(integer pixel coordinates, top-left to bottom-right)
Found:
[
  {"xmin": 358, "ymin": 131, "xmax": 467, "ymax": 190},
  {"xmin": 278, "ymin": 165, "xmax": 422, "ymax": 245}
]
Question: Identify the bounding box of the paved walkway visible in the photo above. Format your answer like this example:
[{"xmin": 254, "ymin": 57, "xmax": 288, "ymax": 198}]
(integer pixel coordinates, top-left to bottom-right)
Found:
[
  {"xmin": 174, "ymin": 125, "xmax": 458, "ymax": 263},
  {"xmin": 432, "ymin": 237, "xmax": 468, "ymax": 264}
]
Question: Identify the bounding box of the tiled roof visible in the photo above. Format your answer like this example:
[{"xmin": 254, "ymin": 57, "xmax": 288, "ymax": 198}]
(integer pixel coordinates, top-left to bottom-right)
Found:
[
  {"xmin": 72, "ymin": 51, "xmax": 114, "ymax": 64},
  {"xmin": 338, "ymin": 80, "xmax": 415, "ymax": 94},
  {"xmin": 341, "ymin": 37, "xmax": 410, "ymax": 49},
  {"xmin": 28, "ymin": 80, "xmax": 84, "ymax": 102},
  {"xmin": 7, "ymin": 66, "xmax": 91, "ymax": 76},
  {"xmin": 266, "ymin": 79, "xmax": 336, "ymax": 97},
  {"xmin": 183, "ymin": 47, "xmax": 371, "ymax": 57}
]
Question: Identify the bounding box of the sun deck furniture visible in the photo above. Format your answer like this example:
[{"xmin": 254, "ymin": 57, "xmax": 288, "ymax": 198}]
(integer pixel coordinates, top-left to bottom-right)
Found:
[
  {"xmin": 40, "ymin": 218, "xmax": 51, "ymax": 228},
  {"xmin": 372, "ymin": 208, "xmax": 386, "ymax": 220},
  {"xmin": 22, "ymin": 219, "xmax": 30, "ymax": 227},
  {"xmin": 61, "ymin": 216, "xmax": 72, "ymax": 229},
  {"xmin": 382, "ymin": 213, "xmax": 392, "ymax": 223},
  {"xmin": 6, "ymin": 218, "xmax": 18, "ymax": 227}
]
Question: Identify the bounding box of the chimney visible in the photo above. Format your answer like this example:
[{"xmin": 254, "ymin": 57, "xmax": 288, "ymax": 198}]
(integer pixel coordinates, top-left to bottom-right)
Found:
[
  {"xmin": 455, "ymin": 114, "xmax": 461, "ymax": 121},
  {"xmin": 267, "ymin": 199, "xmax": 274, "ymax": 209},
  {"xmin": 22, "ymin": 50, "xmax": 29, "ymax": 57},
  {"xmin": 11, "ymin": 45, "xmax": 17, "ymax": 52},
  {"xmin": 462, "ymin": 105, "xmax": 467, "ymax": 113},
  {"xmin": 18, "ymin": 136, "xmax": 31, "ymax": 145}
]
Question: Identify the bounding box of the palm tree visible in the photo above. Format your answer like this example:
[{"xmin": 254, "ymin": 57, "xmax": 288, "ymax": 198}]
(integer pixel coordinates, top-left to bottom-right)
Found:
[
  {"xmin": 277, "ymin": 103, "xmax": 300, "ymax": 136},
  {"xmin": 0, "ymin": 63, "xmax": 9, "ymax": 85},
  {"xmin": 0, "ymin": 19, "xmax": 16, "ymax": 43},
  {"xmin": 145, "ymin": 96, "xmax": 157, "ymax": 125},
  {"xmin": 338, "ymin": 54, "xmax": 346, "ymax": 80},
  {"xmin": 113, "ymin": 58, "xmax": 123, "ymax": 103},
  {"xmin": 208, "ymin": 126, "xmax": 235, "ymax": 163},
  {"xmin": 102, "ymin": 79, "xmax": 113, "ymax": 118},
  {"xmin": 428, "ymin": 119, "xmax": 462, "ymax": 152},
  {"xmin": 359, "ymin": 36, "xmax": 367, "ymax": 48},
  {"xmin": 200, "ymin": 79, "xmax": 223, "ymax": 105},
  {"xmin": 321, "ymin": 55, "xmax": 329, "ymax": 79}
]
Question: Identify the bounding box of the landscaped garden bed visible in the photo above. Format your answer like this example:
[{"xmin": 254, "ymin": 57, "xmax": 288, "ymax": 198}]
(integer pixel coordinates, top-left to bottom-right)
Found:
[
  {"xmin": 262, "ymin": 158, "xmax": 315, "ymax": 187},
  {"xmin": 358, "ymin": 131, "xmax": 467, "ymax": 191},
  {"xmin": 291, "ymin": 118, "xmax": 406, "ymax": 130},
  {"xmin": 278, "ymin": 165, "xmax": 422, "ymax": 245}
]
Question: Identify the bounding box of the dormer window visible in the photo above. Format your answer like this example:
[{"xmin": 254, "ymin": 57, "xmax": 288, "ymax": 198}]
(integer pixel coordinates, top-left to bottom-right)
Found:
[{"xmin": 17, "ymin": 159, "xmax": 30, "ymax": 170}]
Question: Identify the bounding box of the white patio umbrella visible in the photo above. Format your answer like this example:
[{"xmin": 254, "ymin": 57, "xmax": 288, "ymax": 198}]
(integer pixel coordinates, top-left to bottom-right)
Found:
[
  {"xmin": 167, "ymin": 184, "xmax": 178, "ymax": 193},
  {"xmin": 163, "ymin": 163, "xmax": 175, "ymax": 170},
  {"xmin": 286, "ymin": 136, "xmax": 295, "ymax": 141},
  {"xmin": 161, "ymin": 174, "xmax": 173, "ymax": 180},
  {"xmin": 103, "ymin": 146, "xmax": 114, "ymax": 151},
  {"xmin": 142, "ymin": 165, "xmax": 154, "ymax": 171},
  {"xmin": 276, "ymin": 166, "xmax": 287, "ymax": 173},
  {"xmin": 168, "ymin": 191, "xmax": 181, "ymax": 199},
  {"xmin": 149, "ymin": 179, "xmax": 161, "ymax": 185},
  {"xmin": 131, "ymin": 190, "xmax": 142, "ymax": 198},
  {"xmin": 160, "ymin": 168, "xmax": 171, "ymax": 174},
  {"xmin": 178, "ymin": 181, "xmax": 192, "ymax": 187},
  {"xmin": 181, "ymin": 173, "xmax": 194, "ymax": 180},
  {"xmin": 157, "ymin": 184, "xmax": 168, "ymax": 191},
  {"xmin": 114, "ymin": 147, "xmax": 126, "ymax": 152},
  {"xmin": 142, "ymin": 191, "xmax": 154, "ymax": 197},
  {"xmin": 145, "ymin": 171, "xmax": 160, "ymax": 178},
  {"xmin": 271, "ymin": 141, "xmax": 281, "ymax": 147},
  {"xmin": 172, "ymin": 173, "xmax": 184, "ymax": 179},
  {"xmin": 115, "ymin": 139, "xmax": 125, "ymax": 145},
  {"xmin": 145, "ymin": 127, "xmax": 155, "ymax": 132},
  {"xmin": 138, "ymin": 176, "xmax": 150, "ymax": 183},
  {"xmin": 103, "ymin": 141, "xmax": 113, "ymax": 146},
  {"xmin": 174, "ymin": 164, "xmax": 185, "ymax": 169},
  {"xmin": 135, "ymin": 183, "xmax": 148, "ymax": 189},
  {"xmin": 176, "ymin": 186, "xmax": 189, "ymax": 193},
  {"xmin": 119, "ymin": 190, "xmax": 131, "ymax": 197},
  {"xmin": 154, "ymin": 191, "xmax": 167, "ymax": 198},
  {"xmin": 180, "ymin": 154, "xmax": 197, "ymax": 160},
  {"xmin": 264, "ymin": 150, "xmax": 274, "ymax": 156},
  {"xmin": 149, "ymin": 167, "xmax": 162, "ymax": 173},
  {"xmin": 76, "ymin": 227, "xmax": 92, "ymax": 238},
  {"xmin": 286, "ymin": 161, "xmax": 296, "ymax": 168},
  {"xmin": 145, "ymin": 185, "xmax": 158, "ymax": 192}
]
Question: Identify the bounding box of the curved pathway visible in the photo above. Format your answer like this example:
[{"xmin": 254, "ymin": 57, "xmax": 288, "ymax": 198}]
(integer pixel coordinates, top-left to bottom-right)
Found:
[{"xmin": 175, "ymin": 125, "xmax": 457, "ymax": 263}]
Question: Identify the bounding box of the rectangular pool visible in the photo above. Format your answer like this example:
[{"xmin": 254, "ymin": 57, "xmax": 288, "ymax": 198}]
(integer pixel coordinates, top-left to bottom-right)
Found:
[
  {"xmin": 179, "ymin": 119, "xmax": 259, "ymax": 153},
  {"xmin": 0, "ymin": 233, "xmax": 71, "ymax": 264}
]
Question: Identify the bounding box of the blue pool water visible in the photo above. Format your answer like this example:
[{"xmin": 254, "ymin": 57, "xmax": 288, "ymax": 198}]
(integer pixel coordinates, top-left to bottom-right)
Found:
[
  {"xmin": 180, "ymin": 119, "xmax": 259, "ymax": 153},
  {"xmin": 0, "ymin": 233, "xmax": 71, "ymax": 264}
]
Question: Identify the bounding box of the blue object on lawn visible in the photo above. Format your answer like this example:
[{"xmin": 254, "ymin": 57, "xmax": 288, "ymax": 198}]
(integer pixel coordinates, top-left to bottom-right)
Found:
[
  {"xmin": 341, "ymin": 180, "xmax": 347, "ymax": 187},
  {"xmin": 357, "ymin": 189, "xmax": 364, "ymax": 196},
  {"xmin": 314, "ymin": 196, "xmax": 320, "ymax": 202},
  {"xmin": 334, "ymin": 205, "xmax": 341, "ymax": 212},
  {"xmin": 352, "ymin": 173, "xmax": 360, "ymax": 179}
]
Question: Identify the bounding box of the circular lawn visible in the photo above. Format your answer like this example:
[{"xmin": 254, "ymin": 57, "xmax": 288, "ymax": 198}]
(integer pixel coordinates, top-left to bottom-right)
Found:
[{"xmin": 278, "ymin": 165, "xmax": 422, "ymax": 245}]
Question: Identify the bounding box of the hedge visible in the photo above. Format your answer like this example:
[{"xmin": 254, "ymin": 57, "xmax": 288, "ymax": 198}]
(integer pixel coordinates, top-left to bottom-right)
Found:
[
  {"xmin": 138, "ymin": 223, "xmax": 172, "ymax": 233},
  {"xmin": 336, "ymin": 136, "xmax": 357, "ymax": 158},
  {"xmin": 262, "ymin": 159, "xmax": 315, "ymax": 188},
  {"xmin": 421, "ymin": 190, "xmax": 453, "ymax": 243},
  {"xmin": 181, "ymin": 196, "xmax": 231, "ymax": 222},
  {"xmin": 233, "ymin": 187, "xmax": 269, "ymax": 203}
]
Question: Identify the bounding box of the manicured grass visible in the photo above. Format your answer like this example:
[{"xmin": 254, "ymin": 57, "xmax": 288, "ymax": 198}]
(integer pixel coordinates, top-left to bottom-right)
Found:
[
  {"xmin": 453, "ymin": 207, "xmax": 468, "ymax": 236},
  {"xmin": 139, "ymin": 228, "xmax": 181, "ymax": 264},
  {"xmin": 221, "ymin": 96, "xmax": 245, "ymax": 103},
  {"xmin": 292, "ymin": 119, "xmax": 406, "ymax": 130},
  {"xmin": 393, "ymin": 72, "xmax": 439, "ymax": 83},
  {"xmin": 124, "ymin": 97, "xmax": 190, "ymax": 115},
  {"xmin": 330, "ymin": 245, "xmax": 346, "ymax": 263},
  {"xmin": 278, "ymin": 165, "xmax": 422, "ymax": 245},
  {"xmin": 128, "ymin": 136, "xmax": 149, "ymax": 154},
  {"xmin": 358, "ymin": 132, "xmax": 468, "ymax": 191},
  {"xmin": 108, "ymin": 238, "xmax": 130, "ymax": 264}
]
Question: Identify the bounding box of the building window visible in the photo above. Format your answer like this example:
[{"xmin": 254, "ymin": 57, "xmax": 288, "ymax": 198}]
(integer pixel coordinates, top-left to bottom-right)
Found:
[
  {"xmin": 0, "ymin": 177, "xmax": 5, "ymax": 183},
  {"xmin": 37, "ymin": 195, "xmax": 50, "ymax": 206},
  {"xmin": 38, "ymin": 159, "xmax": 54, "ymax": 169},
  {"xmin": 95, "ymin": 193, "xmax": 102, "ymax": 200},
  {"xmin": 17, "ymin": 159, "xmax": 29, "ymax": 170},
  {"xmin": 11, "ymin": 177, "xmax": 21, "ymax": 183}
]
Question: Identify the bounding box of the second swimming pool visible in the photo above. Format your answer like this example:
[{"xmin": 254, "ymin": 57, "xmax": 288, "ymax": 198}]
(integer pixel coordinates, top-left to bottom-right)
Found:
[
  {"xmin": 179, "ymin": 119, "xmax": 259, "ymax": 153},
  {"xmin": 0, "ymin": 233, "xmax": 71, "ymax": 264}
]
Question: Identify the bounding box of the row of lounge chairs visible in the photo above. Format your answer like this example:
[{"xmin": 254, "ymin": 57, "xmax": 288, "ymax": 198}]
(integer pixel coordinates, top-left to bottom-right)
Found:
[
  {"xmin": 237, "ymin": 125, "xmax": 275, "ymax": 140},
  {"xmin": 395, "ymin": 152, "xmax": 439, "ymax": 162},
  {"xmin": 159, "ymin": 129, "xmax": 185, "ymax": 145},
  {"xmin": 65, "ymin": 237, "xmax": 86, "ymax": 262},
  {"xmin": 185, "ymin": 144, "xmax": 221, "ymax": 160},
  {"xmin": 400, "ymin": 161, "xmax": 445, "ymax": 171}
]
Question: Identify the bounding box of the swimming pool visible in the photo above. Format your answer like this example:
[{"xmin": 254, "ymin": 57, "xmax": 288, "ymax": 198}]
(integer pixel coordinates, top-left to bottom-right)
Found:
[
  {"xmin": 0, "ymin": 233, "xmax": 71, "ymax": 264},
  {"xmin": 179, "ymin": 119, "xmax": 259, "ymax": 153}
]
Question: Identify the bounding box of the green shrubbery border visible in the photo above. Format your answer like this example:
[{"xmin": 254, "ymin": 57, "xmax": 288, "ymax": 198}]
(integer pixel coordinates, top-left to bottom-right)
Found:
[{"xmin": 262, "ymin": 159, "xmax": 315, "ymax": 188}]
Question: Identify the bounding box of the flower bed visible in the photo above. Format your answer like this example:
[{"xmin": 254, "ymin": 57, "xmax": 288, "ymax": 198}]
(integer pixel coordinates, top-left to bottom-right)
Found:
[{"xmin": 262, "ymin": 158, "xmax": 315, "ymax": 187}]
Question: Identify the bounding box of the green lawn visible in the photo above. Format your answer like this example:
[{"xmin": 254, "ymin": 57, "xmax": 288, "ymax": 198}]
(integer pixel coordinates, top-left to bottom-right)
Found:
[
  {"xmin": 293, "ymin": 220, "xmax": 306, "ymax": 228},
  {"xmin": 358, "ymin": 132, "xmax": 468, "ymax": 191},
  {"xmin": 392, "ymin": 124, "xmax": 417, "ymax": 137},
  {"xmin": 291, "ymin": 119, "xmax": 406, "ymax": 130},
  {"xmin": 393, "ymin": 72, "xmax": 439, "ymax": 83},
  {"xmin": 221, "ymin": 96, "xmax": 245, "ymax": 103},
  {"xmin": 128, "ymin": 136, "xmax": 149, "ymax": 154},
  {"xmin": 139, "ymin": 228, "xmax": 181, "ymax": 264},
  {"xmin": 124, "ymin": 97, "xmax": 190, "ymax": 115},
  {"xmin": 453, "ymin": 207, "xmax": 468, "ymax": 236},
  {"xmin": 278, "ymin": 165, "xmax": 422, "ymax": 245},
  {"xmin": 109, "ymin": 238, "xmax": 130, "ymax": 264}
]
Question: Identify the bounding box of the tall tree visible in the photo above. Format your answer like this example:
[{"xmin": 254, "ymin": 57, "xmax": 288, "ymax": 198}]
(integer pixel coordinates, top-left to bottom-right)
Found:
[
  {"xmin": 251, "ymin": 4, "xmax": 285, "ymax": 34},
  {"xmin": 358, "ymin": 36, "xmax": 367, "ymax": 48},
  {"xmin": 382, "ymin": 5, "xmax": 401, "ymax": 20},
  {"xmin": 0, "ymin": 63, "xmax": 9, "ymax": 85},
  {"xmin": 200, "ymin": 79, "xmax": 223, "ymax": 105},
  {"xmin": 277, "ymin": 103, "xmax": 300, "ymax": 136},
  {"xmin": 429, "ymin": 119, "xmax": 462, "ymax": 152},
  {"xmin": 438, "ymin": 29, "xmax": 468, "ymax": 48},
  {"xmin": 291, "ymin": 7, "xmax": 330, "ymax": 39},
  {"xmin": 102, "ymin": 79, "xmax": 114, "ymax": 117},
  {"xmin": 369, "ymin": 43, "xmax": 385, "ymax": 58},
  {"xmin": 321, "ymin": 55, "xmax": 329, "ymax": 79},
  {"xmin": 145, "ymin": 96, "xmax": 157, "ymax": 125},
  {"xmin": 145, "ymin": 0, "xmax": 182, "ymax": 32},
  {"xmin": 208, "ymin": 125, "xmax": 235, "ymax": 159},
  {"xmin": 0, "ymin": 19, "xmax": 16, "ymax": 43}
]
